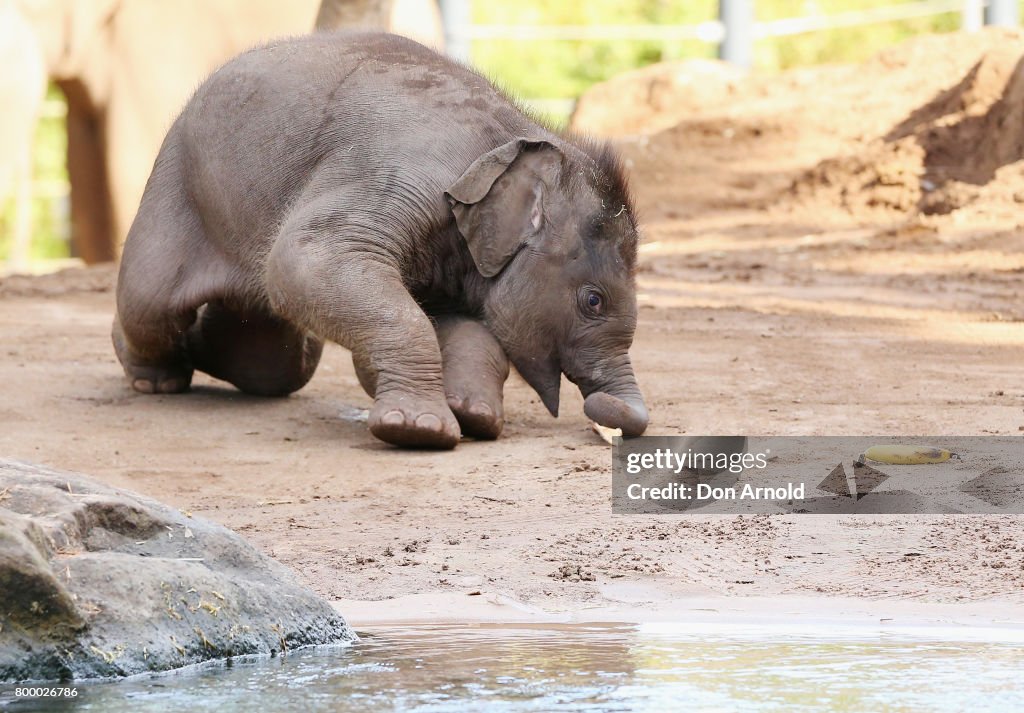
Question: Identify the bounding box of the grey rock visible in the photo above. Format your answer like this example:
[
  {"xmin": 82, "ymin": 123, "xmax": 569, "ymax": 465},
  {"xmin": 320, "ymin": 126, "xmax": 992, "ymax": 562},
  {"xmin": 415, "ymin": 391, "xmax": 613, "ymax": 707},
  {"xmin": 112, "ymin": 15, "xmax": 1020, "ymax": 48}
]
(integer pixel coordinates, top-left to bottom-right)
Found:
[{"xmin": 0, "ymin": 459, "xmax": 354, "ymax": 682}]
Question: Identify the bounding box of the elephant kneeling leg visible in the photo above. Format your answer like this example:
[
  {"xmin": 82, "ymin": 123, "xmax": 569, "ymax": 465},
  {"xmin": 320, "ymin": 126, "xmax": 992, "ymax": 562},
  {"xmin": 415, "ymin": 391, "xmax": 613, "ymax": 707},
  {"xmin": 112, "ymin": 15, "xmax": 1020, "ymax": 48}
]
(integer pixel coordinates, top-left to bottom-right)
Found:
[{"xmin": 435, "ymin": 315, "xmax": 509, "ymax": 440}]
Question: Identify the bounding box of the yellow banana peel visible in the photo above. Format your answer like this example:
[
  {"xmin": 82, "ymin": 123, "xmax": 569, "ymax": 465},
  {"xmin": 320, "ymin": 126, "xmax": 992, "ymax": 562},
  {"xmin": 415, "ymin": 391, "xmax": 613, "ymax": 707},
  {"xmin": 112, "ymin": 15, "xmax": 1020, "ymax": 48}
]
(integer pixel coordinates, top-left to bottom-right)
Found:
[
  {"xmin": 859, "ymin": 445, "xmax": 959, "ymax": 465},
  {"xmin": 592, "ymin": 422, "xmax": 621, "ymax": 445}
]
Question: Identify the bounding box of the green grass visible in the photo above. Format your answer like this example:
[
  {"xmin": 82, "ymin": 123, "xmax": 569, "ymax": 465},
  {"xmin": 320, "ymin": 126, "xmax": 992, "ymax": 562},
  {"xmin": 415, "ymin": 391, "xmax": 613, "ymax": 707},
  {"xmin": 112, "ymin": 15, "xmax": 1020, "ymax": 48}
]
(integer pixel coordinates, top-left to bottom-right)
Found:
[
  {"xmin": 753, "ymin": 1, "xmax": 962, "ymax": 69},
  {"xmin": 472, "ymin": 0, "xmax": 966, "ymax": 104},
  {"xmin": 0, "ymin": 1, "xmax": 1011, "ymax": 262},
  {"xmin": 0, "ymin": 85, "xmax": 69, "ymax": 263},
  {"xmin": 472, "ymin": 0, "xmax": 719, "ymax": 101}
]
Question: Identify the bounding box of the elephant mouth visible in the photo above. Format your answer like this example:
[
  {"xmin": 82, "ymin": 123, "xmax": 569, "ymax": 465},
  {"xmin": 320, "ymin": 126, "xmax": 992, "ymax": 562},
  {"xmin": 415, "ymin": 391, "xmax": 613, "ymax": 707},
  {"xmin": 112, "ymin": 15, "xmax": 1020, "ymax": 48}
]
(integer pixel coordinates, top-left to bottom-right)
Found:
[
  {"xmin": 513, "ymin": 353, "xmax": 562, "ymax": 417},
  {"xmin": 513, "ymin": 352, "xmax": 649, "ymax": 437}
]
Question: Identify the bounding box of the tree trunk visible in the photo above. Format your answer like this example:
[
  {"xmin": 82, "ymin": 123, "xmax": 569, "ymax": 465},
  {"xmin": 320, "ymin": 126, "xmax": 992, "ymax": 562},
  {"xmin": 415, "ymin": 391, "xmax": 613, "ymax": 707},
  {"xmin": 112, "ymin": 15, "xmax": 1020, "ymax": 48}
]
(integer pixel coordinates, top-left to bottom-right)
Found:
[
  {"xmin": 315, "ymin": 0, "xmax": 394, "ymax": 30},
  {"xmin": 59, "ymin": 79, "xmax": 116, "ymax": 264}
]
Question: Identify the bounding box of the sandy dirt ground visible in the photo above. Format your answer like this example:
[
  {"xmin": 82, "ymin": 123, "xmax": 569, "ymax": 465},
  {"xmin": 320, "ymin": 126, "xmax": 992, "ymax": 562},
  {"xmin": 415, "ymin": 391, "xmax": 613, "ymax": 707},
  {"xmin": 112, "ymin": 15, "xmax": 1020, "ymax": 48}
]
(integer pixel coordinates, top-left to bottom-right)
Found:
[{"xmin": 1, "ymin": 31, "xmax": 1022, "ymax": 624}]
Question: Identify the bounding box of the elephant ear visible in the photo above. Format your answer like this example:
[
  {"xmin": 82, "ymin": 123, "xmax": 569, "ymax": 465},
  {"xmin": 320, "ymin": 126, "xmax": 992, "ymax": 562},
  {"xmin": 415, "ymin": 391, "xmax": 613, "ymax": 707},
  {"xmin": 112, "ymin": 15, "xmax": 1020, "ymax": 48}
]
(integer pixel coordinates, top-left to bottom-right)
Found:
[{"xmin": 446, "ymin": 138, "xmax": 562, "ymax": 277}]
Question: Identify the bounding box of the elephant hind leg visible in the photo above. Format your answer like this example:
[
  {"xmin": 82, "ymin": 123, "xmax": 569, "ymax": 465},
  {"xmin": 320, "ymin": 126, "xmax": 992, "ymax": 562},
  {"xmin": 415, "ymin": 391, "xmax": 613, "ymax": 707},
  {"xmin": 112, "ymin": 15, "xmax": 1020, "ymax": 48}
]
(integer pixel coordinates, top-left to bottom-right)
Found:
[
  {"xmin": 112, "ymin": 313, "xmax": 194, "ymax": 394},
  {"xmin": 113, "ymin": 172, "xmax": 218, "ymax": 395},
  {"xmin": 113, "ymin": 245, "xmax": 200, "ymax": 394},
  {"xmin": 187, "ymin": 302, "xmax": 323, "ymax": 396}
]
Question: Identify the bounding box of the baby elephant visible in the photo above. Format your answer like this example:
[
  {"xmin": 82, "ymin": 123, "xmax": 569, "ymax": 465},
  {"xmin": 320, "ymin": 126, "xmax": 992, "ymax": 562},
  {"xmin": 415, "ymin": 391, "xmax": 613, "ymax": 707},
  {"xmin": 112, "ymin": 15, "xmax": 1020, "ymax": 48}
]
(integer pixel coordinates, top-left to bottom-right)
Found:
[{"xmin": 113, "ymin": 31, "xmax": 649, "ymax": 449}]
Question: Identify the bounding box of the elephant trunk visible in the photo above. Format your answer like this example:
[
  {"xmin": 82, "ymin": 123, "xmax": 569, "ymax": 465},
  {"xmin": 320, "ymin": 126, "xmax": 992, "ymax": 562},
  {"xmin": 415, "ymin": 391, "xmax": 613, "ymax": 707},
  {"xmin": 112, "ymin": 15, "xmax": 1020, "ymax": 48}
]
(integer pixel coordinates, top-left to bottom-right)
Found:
[{"xmin": 574, "ymin": 354, "xmax": 648, "ymax": 437}]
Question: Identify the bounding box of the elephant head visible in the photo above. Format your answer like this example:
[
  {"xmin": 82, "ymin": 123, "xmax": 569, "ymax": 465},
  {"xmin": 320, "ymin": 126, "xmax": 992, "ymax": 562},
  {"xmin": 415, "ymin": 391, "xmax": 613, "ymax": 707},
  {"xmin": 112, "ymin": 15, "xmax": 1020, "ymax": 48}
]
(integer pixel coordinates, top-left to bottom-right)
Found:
[{"xmin": 447, "ymin": 137, "xmax": 649, "ymax": 437}]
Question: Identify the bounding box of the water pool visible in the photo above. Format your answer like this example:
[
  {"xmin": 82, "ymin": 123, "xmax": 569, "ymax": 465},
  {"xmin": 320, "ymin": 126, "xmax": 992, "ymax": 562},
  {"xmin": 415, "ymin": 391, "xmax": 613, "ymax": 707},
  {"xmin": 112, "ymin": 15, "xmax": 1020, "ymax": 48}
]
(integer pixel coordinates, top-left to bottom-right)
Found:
[{"xmin": 3, "ymin": 622, "xmax": 1023, "ymax": 711}]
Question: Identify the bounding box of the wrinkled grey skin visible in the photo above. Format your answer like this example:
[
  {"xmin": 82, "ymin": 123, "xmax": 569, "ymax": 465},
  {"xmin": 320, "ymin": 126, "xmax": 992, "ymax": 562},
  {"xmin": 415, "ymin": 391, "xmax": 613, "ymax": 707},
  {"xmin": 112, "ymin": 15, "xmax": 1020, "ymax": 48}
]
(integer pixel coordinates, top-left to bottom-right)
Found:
[{"xmin": 113, "ymin": 31, "xmax": 648, "ymax": 449}]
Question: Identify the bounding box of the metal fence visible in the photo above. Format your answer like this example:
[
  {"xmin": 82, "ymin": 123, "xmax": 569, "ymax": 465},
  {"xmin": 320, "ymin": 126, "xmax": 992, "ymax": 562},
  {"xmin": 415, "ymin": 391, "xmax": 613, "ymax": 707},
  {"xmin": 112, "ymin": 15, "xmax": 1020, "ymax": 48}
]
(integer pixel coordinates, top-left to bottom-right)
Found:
[
  {"xmin": 441, "ymin": 0, "xmax": 1017, "ymax": 65},
  {"xmin": 441, "ymin": 0, "xmax": 1018, "ymax": 134}
]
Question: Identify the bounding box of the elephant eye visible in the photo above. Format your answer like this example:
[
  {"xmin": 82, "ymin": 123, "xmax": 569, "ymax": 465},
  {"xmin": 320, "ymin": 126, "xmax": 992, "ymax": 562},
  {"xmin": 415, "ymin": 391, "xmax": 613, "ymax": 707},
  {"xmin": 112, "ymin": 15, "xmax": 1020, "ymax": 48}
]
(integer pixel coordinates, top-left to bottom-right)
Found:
[{"xmin": 584, "ymin": 290, "xmax": 604, "ymax": 314}]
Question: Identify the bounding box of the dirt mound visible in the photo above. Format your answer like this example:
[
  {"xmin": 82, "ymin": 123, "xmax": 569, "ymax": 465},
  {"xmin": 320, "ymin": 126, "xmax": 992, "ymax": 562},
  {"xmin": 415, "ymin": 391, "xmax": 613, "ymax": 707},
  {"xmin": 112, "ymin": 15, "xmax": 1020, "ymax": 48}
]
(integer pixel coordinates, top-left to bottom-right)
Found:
[
  {"xmin": 792, "ymin": 38, "xmax": 1024, "ymax": 218},
  {"xmin": 793, "ymin": 138, "xmax": 926, "ymax": 216},
  {"xmin": 574, "ymin": 29, "xmax": 1024, "ymax": 223},
  {"xmin": 574, "ymin": 29, "xmax": 1022, "ymax": 139},
  {"xmin": 0, "ymin": 263, "xmax": 115, "ymax": 297},
  {"xmin": 570, "ymin": 59, "xmax": 748, "ymax": 137}
]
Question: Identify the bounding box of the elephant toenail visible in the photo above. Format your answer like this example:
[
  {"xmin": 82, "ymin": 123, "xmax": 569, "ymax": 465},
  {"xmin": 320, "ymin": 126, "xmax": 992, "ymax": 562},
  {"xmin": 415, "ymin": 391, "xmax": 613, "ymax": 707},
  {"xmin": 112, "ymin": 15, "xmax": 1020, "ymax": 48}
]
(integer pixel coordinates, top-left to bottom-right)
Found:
[
  {"xmin": 133, "ymin": 379, "xmax": 155, "ymax": 394},
  {"xmin": 415, "ymin": 413, "xmax": 442, "ymax": 431},
  {"xmin": 159, "ymin": 379, "xmax": 181, "ymax": 393},
  {"xmin": 468, "ymin": 402, "xmax": 493, "ymax": 418},
  {"xmin": 381, "ymin": 410, "xmax": 405, "ymax": 426}
]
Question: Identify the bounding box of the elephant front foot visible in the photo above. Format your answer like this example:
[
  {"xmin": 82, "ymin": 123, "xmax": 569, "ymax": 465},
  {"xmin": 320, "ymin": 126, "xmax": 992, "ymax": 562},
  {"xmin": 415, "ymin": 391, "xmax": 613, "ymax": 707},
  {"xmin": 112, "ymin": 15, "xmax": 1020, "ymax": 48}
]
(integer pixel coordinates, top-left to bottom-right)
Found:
[
  {"xmin": 369, "ymin": 393, "xmax": 461, "ymax": 449},
  {"xmin": 435, "ymin": 315, "xmax": 509, "ymax": 441},
  {"xmin": 446, "ymin": 391, "xmax": 503, "ymax": 440}
]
